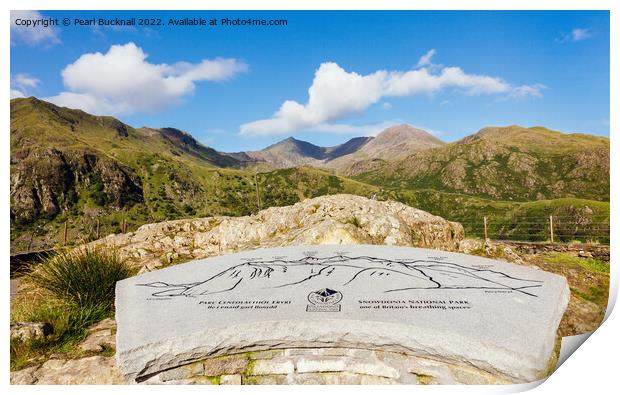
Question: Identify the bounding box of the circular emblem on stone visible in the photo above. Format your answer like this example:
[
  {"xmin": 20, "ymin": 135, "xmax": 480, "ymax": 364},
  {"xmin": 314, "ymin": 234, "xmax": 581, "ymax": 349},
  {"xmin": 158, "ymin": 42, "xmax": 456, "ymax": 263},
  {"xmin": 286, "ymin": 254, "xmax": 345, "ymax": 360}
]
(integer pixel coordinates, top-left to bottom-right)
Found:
[{"xmin": 308, "ymin": 288, "xmax": 343, "ymax": 306}]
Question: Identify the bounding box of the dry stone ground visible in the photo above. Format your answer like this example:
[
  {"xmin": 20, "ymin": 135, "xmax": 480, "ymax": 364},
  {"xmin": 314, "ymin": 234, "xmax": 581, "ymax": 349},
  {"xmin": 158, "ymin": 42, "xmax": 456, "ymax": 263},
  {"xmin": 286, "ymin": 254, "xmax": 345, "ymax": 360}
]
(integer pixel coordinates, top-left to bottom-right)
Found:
[{"xmin": 88, "ymin": 194, "xmax": 464, "ymax": 272}]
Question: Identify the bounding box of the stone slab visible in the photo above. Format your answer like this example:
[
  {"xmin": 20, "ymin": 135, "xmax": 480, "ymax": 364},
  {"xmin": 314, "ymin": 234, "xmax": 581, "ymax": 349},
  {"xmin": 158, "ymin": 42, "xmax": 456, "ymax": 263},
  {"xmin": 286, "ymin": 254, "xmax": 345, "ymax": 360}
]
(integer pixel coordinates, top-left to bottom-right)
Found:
[{"xmin": 115, "ymin": 245, "xmax": 569, "ymax": 383}]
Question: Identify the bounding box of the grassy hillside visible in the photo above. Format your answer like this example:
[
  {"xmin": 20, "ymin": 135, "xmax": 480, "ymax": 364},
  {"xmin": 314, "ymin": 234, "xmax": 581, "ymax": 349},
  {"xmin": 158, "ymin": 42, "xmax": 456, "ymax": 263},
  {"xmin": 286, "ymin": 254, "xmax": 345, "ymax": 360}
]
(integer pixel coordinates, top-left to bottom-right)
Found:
[
  {"xmin": 11, "ymin": 165, "xmax": 379, "ymax": 252},
  {"xmin": 10, "ymin": 97, "xmax": 239, "ymax": 167},
  {"xmin": 10, "ymin": 99, "xmax": 610, "ymax": 252},
  {"xmin": 258, "ymin": 166, "xmax": 380, "ymax": 207},
  {"xmin": 10, "ymin": 98, "xmax": 380, "ymax": 252},
  {"xmin": 388, "ymin": 189, "xmax": 609, "ymax": 243},
  {"xmin": 355, "ymin": 125, "xmax": 610, "ymax": 201}
]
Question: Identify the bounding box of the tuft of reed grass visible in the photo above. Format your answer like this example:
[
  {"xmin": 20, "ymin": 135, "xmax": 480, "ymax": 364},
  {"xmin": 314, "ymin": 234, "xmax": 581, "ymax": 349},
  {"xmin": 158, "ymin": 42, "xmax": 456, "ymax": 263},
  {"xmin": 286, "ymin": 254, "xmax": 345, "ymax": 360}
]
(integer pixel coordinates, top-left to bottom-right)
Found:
[
  {"xmin": 10, "ymin": 299, "xmax": 110, "ymax": 370},
  {"xmin": 26, "ymin": 247, "xmax": 134, "ymax": 310},
  {"xmin": 11, "ymin": 248, "xmax": 134, "ymax": 370}
]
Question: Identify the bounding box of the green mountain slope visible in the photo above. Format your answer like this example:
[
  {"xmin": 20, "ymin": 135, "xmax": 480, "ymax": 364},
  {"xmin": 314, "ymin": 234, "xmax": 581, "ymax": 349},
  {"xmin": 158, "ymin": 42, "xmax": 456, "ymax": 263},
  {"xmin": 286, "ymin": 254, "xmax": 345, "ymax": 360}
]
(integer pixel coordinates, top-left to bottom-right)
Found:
[
  {"xmin": 355, "ymin": 125, "xmax": 610, "ymax": 201},
  {"xmin": 9, "ymin": 98, "xmax": 379, "ymax": 252},
  {"xmin": 10, "ymin": 98, "xmax": 609, "ymax": 252}
]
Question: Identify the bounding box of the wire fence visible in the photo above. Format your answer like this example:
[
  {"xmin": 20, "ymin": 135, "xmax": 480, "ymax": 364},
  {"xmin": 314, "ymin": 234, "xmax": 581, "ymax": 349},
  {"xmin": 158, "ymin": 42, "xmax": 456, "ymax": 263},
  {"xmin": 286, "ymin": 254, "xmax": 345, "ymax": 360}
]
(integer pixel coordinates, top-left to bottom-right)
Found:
[
  {"xmin": 18, "ymin": 209, "xmax": 611, "ymax": 253},
  {"xmin": 458, "ymin": 215, "xmax": 610, "ymax": 245}
]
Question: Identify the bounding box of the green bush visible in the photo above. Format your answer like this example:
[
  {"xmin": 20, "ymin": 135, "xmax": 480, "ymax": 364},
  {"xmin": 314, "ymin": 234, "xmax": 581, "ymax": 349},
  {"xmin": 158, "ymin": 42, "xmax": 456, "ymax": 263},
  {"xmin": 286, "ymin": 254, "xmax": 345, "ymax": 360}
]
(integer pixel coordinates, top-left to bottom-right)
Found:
[{"xmin": 26, "ymin": 247, "xmax": 134, "ymax": 310}]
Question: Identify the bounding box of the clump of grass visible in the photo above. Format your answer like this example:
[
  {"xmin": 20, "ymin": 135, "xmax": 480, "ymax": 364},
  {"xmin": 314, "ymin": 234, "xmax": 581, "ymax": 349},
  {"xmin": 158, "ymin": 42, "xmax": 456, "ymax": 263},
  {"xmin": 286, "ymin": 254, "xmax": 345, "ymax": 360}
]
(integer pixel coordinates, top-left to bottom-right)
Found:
[
  {"xmin": 344, "ymin": 216, "xmax": 362, "ymax": 228},
  {"xmin": 26, "ymin": 247, "xmax": 134, "ymax": 309},
  {"xmin": 10, "ymin": 299, "xmax": 110, "ymax": 370},
  {"xmin": 539, "ymin": 252, "xmax": 609, "ymax": 274},
  {"xmin": 11, "ymin": 248, "xmax": 134, "ymax": 370},
  {"xmin": 10, "ymin": 294, "xmax": 111, "ymax": 370}
]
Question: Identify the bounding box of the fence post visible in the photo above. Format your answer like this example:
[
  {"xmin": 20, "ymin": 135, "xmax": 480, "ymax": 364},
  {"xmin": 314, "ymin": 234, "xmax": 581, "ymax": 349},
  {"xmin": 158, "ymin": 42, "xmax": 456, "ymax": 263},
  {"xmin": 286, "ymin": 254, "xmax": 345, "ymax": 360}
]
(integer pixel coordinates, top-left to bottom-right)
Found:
[
  {"xmin": 96, "ymin": 218, "xmax": 100, "ymax": 239},
  {"xmin": 255, "ymin": 173, "xmax": 262, "ymax": 211},
  {"xmin": 549, "ymin": 215, "xmax": 554, "ymax": 243},
  {"xmin": 63, "ymin": 221, "xmax": 68, "ymax": 246},
  {"xmin": 27, "ymin": 229, "xmax": 35, "ymax": 251},
  {"xmin": 483, "ymin": 216, "xmax": 488, "ymax": 240}
]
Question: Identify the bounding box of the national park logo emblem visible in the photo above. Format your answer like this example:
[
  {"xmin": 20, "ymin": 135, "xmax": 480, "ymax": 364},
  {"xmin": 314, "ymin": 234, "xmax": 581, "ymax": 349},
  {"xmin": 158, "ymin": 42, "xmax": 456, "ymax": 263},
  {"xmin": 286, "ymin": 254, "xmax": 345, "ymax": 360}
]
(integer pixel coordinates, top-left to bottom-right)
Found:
[{"xmin": 306, "ymin": 288, "xmax": 343, "ymax": 312}]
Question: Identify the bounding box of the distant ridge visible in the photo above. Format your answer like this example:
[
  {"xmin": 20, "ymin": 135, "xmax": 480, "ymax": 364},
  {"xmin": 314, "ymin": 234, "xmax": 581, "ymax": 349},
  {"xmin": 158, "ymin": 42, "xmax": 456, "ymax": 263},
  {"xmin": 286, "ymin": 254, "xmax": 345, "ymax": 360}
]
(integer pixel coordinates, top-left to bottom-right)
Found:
[
  {"xmin": 231, "ymin": 124, "xmax": 445, "ymax": 170},
  {"xmin": 9, "ymin": 97, "xmax": 610, "ymax": 253},
  {"xmin": 355, "ymin": 125, "xmax": 610, "ymax": 201},
  {"xmin": 10, "ymin": 97, "xmax": 381, "ymax": 252}
]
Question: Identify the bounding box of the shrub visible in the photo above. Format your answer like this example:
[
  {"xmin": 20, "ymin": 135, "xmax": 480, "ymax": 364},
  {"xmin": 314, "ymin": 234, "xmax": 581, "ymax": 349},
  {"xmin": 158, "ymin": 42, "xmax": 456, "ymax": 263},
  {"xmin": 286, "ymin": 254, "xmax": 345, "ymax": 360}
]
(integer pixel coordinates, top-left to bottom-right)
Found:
[
  {"xmin": 183, "ymin": 204, "xmax": 196, "ymax": 215},
  {"xmin": 26, "ymin": 247, "xmax": 134, "ymax": 310}
]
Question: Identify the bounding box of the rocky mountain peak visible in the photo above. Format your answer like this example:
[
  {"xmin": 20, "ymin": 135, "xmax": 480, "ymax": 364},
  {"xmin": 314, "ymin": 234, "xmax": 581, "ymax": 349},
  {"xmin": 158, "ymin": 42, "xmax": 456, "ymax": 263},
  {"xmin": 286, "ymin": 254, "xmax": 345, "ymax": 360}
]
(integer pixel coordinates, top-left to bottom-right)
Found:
[
  {"xmin": 374, "ymin": 124, "xmax": 442, "ymax": 144},
  {"xmin": 236, "ymin": 124, "xmax": 445, "ymax": 170},
  {"xmin": 350, "ymin": 124, "xmax": 444, "ymax": 162}
]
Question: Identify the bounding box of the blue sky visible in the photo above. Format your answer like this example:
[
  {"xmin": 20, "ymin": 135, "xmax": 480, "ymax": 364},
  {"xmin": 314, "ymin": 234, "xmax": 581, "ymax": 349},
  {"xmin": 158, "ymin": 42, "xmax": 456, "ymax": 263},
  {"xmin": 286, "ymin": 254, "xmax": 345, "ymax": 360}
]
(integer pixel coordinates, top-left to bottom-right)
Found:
[{"xmin": 10, "ymin": 10, "xmax": 609, "ymax": 152}]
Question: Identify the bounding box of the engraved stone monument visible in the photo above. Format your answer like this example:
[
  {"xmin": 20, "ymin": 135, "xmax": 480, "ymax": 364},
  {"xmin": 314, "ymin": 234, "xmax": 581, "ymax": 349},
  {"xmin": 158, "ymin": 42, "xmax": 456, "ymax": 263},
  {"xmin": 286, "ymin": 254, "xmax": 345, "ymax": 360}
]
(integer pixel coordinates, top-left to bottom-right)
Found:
[{"xmin": 115, "ymin": 245, "xmax": 570, "ymax": 384}]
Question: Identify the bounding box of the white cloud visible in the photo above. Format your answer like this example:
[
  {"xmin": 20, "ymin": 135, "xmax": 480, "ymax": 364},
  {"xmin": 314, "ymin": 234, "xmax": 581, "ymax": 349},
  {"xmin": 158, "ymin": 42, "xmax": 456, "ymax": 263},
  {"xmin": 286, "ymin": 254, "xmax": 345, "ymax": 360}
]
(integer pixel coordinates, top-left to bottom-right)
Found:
[
  {"xmin": 383, "ymin": 66, "xmax": 512, "ymax": 97},
  {"xmin": 507, "ymin": 84, "xmax": 546, "ymax": 99},
  {"xmin": 381, "ymin": 102, "xmax": 392, "ymax": 110},
  {"xmin": 559, "ymin": 28, "xmax": 593, "ymax": 43},
  {"xmin": 240, "ymin": 54, "xmax": 543, "ymax": 136},
  {"xmin": 571, "ymin": 28, "xmax": 592, "ymax": 42},
  {"xmin": 11, "ymin": 89, "xmax": 26, "ymax": 99},
  {"xmin": 11, "ymin": 10, "xmax": 60, "ymax": 46},
  {"xmin": 13, "ymin": 73, "xmax": 40, "ymax": 89},
  {"xmin": 10, "ymin": 73, "xmax": 40, "ymax": 99},
  {"xmin": 240, "ymin": 62, "xmax": 385, "ymax": 136},
  {"xmin": 44, "ymin": 92, "xmax": 121, "ymax": 115},
  {"xmin": 417, "ymin": 49, "xmax": 436, "ymax": 67},
  {"xmin": 44, "ymin": 42, "xmax": 248, "ymax": 115},
  {"xmin": 307, "ymin": 121, "xmax": 400, "ymax": 136}
]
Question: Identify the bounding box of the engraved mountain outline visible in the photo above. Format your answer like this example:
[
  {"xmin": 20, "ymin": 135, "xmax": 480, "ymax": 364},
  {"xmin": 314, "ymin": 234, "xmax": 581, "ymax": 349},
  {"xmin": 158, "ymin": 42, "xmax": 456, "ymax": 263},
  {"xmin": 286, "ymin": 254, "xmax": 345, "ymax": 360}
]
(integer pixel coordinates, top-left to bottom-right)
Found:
[{"xmin": 137, "ymin": 254, "xmax": 544, "ymax": 298}]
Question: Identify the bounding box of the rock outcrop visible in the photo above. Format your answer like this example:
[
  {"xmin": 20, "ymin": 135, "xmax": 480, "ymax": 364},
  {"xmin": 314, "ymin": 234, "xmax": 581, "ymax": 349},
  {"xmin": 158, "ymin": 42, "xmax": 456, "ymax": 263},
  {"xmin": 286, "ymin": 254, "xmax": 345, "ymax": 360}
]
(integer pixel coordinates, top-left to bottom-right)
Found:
[
  {"xmin": 79, "ymin": 318, "xmax": 116, "ymax": 352},
  {"xmin": 10, "ymin": 322, "xmax": 53, "ymax": 342},
  {"xmin": 11, "ymin": 318, "xmax": 122, "ymax": 385},
  {"xmin": 10, "ymin": 356, "xmax": 124, "ymax": 385},
  {"xmin": 10, "ymin": 148, "xmax": 143, "ymax": 223},
  {"xmin": 88, "ymin": 194, "xmax": 464, "ymax": 271}
]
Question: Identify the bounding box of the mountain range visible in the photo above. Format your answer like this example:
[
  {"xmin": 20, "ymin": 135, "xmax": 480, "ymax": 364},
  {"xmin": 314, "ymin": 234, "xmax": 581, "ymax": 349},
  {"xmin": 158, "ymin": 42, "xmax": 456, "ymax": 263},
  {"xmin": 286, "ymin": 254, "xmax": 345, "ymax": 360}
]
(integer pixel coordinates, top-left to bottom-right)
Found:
[
  {"xmin": 229, "ymin": 124, "xmax": 444, "ymax": 171},
  {"xmin": 9, "ymin": 97, "xmax": 610, "ymax": 252}
]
